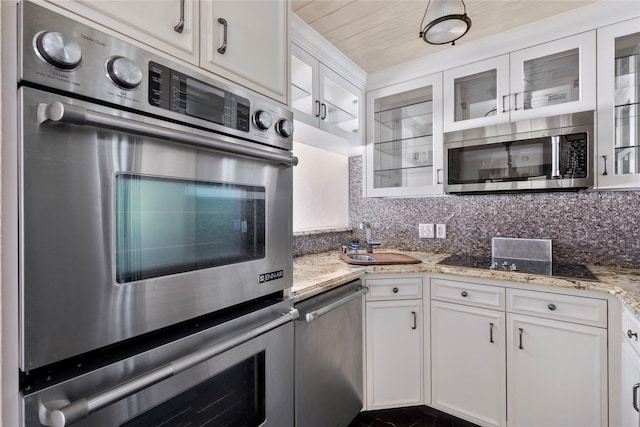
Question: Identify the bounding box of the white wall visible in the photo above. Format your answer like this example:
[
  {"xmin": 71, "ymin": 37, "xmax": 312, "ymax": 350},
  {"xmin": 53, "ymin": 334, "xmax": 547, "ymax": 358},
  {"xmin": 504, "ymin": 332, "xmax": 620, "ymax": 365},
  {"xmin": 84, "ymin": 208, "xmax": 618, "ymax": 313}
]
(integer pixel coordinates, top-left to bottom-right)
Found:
[{"xmin": 292, "ymin": 141, "xmax": 349, "ymax": 232}]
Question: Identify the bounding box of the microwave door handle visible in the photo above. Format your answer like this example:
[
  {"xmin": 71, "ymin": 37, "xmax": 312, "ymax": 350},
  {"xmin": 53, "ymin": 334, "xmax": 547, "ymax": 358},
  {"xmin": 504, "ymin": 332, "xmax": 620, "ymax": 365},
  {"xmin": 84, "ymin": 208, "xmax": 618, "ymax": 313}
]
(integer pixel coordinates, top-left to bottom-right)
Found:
[
  {"xmin": 37, "ymin": 101, "xmax": 298, "ymax": 167},
  {"xmin": 551, "ymin": 135, "xmax": 561, "ymax": 179},
  {"xmin": 39, "ymin": 308, "xmax": 300, "ymax": 427}
]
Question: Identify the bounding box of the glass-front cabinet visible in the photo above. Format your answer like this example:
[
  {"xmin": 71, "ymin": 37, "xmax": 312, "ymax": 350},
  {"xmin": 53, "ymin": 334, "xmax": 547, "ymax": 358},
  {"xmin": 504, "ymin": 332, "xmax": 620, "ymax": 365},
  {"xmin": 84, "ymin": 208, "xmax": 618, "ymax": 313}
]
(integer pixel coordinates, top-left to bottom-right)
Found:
[
  {"xmin": 444, "ymin": 31, "xmax": 596, "ymax": 132},
  {"xmin": 291, "ymin": 43, "xmax": 362, "ymax": 144},
  {"xmin": 366, "ymin": 74, "xmax": 443, "ymax": 197},
  {"xmin": 596, "ymin": 18, "xmax": 640, "ymax": 189}
]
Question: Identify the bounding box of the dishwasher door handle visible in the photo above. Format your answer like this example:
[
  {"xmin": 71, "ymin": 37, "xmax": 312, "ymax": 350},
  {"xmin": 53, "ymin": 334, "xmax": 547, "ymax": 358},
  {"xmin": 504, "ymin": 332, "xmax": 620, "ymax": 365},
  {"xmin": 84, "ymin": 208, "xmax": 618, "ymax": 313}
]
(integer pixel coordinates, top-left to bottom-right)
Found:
[{"xmin": 305, "ymin": 286, "xmax": 368, "ymax": 322}]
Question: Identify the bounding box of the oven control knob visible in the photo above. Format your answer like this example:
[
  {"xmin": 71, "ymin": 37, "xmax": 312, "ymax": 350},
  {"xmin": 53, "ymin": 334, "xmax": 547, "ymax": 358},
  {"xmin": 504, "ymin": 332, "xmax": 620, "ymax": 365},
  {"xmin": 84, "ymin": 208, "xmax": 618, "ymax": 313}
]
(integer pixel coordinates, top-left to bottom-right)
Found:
[
  {"xmin": 253, "ymin": 110, "xmax": 273, "ymax": 130},
  {"xmin": 107, "ymin": 57, "xmax": 143, "ymax": 89},
  {"xmin": 276, "ymin": 119, "xmax": 293, "ymax": 138},
  {"xmin": 35, "ymin": 31, "xmax": 82, "ymax": 70}
]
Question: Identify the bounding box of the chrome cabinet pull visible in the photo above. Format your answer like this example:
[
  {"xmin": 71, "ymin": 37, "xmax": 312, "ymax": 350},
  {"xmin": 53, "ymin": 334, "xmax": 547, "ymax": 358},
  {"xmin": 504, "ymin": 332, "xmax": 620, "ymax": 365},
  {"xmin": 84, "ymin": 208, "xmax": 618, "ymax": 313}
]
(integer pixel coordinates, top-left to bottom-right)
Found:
[
  {"xmin": 518, "ymin": 328, "xmax": 524, "ymax": 349},
  {"xmin": 315, "ymin": 100, "xmax": 321, "ymax": 118},
  {"xmin": 634, "ymin": 383, "xmax": 640, "ymax": 412},
  {"xmin": 436, "ymin": 168, "xmax": 443, "ymax": 184},
  {"xmin": 173, "ymin": 0, "xmax": 185, "ymax": 33},
  {"xmin": 489, "ymin": 322, "xmax": 494, "ymax": 343},
  {"xmin": 305, "ymin": 286, "xmax": 368, "ymax": 322},
  {"xmin": 628, "ymin": 329, "xmax": 639, "ymax": 341},
  {"xmin": 501, "ymin": 94, "xmax": 509, "ymax": 113},
  {"xmin": 602, "ymin": 155, "xmax": 608, "ymax": 176},
  {"xmin": 513, "ymin": 93, "xmax": 519, "ymax": 111},
  {"xmin": 411, "ymin": 311, "xmax": 417, "ymax": 330},
  {"xmin": 39, "ymin": 308, "xmax": 300, "ymax": 427},
  {"xmin": 320, "ymin": 103, "xmax": 327, "ymax": 120},
  {"xmin": 547, "ymin": 303, "xmax": 557, "ymax": 311},
  {"xmin": 217, "ymin": 18, "xmax": 228, "ymax": 54},
  {"xmin": 37, "ymin": 101, "xmax": 298, "ymax": 167}
]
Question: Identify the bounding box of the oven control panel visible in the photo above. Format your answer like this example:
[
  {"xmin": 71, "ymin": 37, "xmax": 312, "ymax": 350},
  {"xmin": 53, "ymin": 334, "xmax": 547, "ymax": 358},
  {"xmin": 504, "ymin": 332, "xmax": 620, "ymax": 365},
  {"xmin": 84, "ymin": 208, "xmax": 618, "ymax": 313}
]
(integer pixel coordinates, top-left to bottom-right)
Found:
[{"xmin": 20, "ymin": 1, "xmax": 293, "ymax": 151}]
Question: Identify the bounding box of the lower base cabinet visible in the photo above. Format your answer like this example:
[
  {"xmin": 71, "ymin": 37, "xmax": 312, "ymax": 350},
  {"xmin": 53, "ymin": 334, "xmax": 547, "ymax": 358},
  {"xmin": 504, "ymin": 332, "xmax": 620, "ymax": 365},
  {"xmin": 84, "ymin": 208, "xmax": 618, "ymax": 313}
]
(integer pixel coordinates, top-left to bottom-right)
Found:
[
  {"xmin": 365, "ymin": 299, "xmax": 423, "ymax": 410},
  {"xmin": 431, "ymin": 301, "xmax": 506, "ymax": 427},
  {"xmin": 507, "ymin": 314, "xmax": 608, "ymax": 427},
  {"xmin": 622, "ymin": 307, "xmax": 640, "ymax": 427}
]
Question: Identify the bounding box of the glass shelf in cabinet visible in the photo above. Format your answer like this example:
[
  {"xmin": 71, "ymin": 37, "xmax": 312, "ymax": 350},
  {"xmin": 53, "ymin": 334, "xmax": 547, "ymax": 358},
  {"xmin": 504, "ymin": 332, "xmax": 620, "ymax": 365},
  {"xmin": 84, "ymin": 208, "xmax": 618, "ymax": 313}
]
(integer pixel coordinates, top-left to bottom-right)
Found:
[
  {"xmin": 323, "ymin": 99, "xmax": 357, "ymax": 124},
  {"xmin": 291, "ymin": 83, "xmax": 312, "ymax": 102},
  {"xmin": 373, "ymin": 134, "xmax": 434, "ymax": 146}
]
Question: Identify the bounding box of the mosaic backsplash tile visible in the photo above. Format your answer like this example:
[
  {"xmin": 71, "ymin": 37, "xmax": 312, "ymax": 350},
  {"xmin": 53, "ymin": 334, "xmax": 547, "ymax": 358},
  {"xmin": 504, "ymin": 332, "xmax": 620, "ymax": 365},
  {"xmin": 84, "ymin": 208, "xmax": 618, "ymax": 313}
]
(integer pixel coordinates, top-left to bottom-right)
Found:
[{"xmin": 293, "ymin": 156, "xmax": 640, "ymax": 269}]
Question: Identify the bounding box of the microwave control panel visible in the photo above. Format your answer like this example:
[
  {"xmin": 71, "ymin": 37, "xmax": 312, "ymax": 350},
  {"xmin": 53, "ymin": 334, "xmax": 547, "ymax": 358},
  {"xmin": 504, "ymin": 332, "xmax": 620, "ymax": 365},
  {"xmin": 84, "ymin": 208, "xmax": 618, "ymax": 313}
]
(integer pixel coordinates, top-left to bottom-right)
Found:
[{"xmin": 560, "ymin": 133, "xmax": 589, "ymax": 179}]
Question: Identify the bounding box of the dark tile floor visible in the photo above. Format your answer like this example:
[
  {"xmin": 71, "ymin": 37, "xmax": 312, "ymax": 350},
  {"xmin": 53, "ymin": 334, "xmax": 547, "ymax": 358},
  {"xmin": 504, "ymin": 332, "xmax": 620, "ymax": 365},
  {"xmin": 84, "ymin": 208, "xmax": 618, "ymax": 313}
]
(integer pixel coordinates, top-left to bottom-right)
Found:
[{"xmin": 348, "ymin": 405, "xmax": 480, "ymax": 427}]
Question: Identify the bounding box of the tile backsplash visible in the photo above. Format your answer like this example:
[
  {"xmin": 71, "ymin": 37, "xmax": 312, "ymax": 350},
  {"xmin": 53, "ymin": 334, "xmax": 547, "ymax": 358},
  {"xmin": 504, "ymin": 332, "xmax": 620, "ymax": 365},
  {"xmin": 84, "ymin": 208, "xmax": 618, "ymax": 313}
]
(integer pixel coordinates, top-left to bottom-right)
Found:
[{"xmin": 295, "ymin": 156, "xmax": 640, "ymax": 268}]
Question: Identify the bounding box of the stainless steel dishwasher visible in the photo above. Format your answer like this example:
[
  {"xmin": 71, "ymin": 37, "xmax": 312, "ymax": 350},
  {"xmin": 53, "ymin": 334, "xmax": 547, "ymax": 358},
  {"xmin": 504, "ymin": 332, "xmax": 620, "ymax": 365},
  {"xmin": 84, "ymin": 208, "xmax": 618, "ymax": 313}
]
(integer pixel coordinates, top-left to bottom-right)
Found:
[{"xmin": 294, "ymin": 279, "xmax": 368, "ymax": 427}]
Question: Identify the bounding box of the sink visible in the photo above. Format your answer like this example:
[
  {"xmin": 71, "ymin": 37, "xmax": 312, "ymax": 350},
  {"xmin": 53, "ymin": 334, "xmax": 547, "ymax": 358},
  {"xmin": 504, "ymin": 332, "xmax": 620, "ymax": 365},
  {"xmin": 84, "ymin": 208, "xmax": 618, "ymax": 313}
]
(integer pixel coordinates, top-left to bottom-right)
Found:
[{"xmin": 340, "ymin": 252, "xmax": 422, "ymax": 265}]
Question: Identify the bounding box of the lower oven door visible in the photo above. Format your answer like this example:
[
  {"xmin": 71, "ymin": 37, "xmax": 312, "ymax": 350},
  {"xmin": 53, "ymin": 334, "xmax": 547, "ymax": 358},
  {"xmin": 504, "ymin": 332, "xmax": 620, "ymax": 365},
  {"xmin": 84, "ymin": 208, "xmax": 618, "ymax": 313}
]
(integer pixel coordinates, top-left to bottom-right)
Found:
[
  {"xmin": 22, "ymin": 301, "xmax": 296, "ymax": 427},
  {"xmin": 19, "ymin": 86, "xmax": 295, "ymax": 371}
]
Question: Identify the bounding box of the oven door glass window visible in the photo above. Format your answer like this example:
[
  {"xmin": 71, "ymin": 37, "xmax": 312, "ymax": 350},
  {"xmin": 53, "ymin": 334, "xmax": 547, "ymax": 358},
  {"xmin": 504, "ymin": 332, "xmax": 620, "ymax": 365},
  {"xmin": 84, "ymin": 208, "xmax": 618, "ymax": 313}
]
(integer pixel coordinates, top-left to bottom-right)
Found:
[
  {"xmin": 120, "ymin": 353, "xmax": 266, "ymax": 427},
  {"xmin": 116, "ymin": 175, "xmax": 266, "ymax": 283}
]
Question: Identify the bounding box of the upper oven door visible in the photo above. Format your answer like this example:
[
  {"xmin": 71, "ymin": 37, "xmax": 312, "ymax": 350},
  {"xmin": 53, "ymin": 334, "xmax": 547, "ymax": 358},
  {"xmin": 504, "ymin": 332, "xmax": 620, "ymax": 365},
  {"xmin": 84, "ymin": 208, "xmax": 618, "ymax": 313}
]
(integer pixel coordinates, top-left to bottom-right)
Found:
[{"xmin": 19, "ymin": 86, "xmax": 294, "ymax": 371}]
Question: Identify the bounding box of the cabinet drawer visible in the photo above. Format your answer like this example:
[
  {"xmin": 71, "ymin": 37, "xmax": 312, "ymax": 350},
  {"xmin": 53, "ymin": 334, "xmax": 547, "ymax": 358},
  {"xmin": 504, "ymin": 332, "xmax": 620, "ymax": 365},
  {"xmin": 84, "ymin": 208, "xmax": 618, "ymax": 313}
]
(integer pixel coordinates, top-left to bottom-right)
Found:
[
  {"xmin": 365, "ymin": 277, "xmax": 423, "ymax": 300},
  {"xmin": 431, "ymin": 278, "xmax": 505, "ymax": 309},
  {"xmin": 623, "ymin": 307, "xmax": 640, "ymax": 356},
  {"xmin": 507, "ymin": 289, "xmax": 607, "ymax": 327}
]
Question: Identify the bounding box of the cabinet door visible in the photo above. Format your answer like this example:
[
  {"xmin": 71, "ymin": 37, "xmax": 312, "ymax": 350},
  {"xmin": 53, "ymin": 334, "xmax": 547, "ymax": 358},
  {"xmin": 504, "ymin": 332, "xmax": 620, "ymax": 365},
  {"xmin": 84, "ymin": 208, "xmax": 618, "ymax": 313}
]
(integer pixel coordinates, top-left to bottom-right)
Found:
[
  {"xmin": 291, "ymin": 44, "xmax": 320, "ymax": 128},
  {"xmin": 596, "ymin": 18, "xmax": 640, "ymax": 190},
  {"xmin": 366, "ymin": 300, "xmax": 423, "ymax": 410},
  {"xmin": 510, "ymin": 31, "xmax": 596, "ymax": 121},
  {"xmin": 319, "ymin": 65, "xmax": 362, "ymax": 143},
  {"xmin": 431, "ymin": 301, "xmax": 506, "ymax": 427},
  {"xmin": 507, "ymin": 314, "xmax": 607, "ymax": 427},
  {"xmin": 366, "ymin": 73, "xmax": 443, "ymax": 197},
  {"xmin": 45, "ymin": 0, "xmax": 199, "ymax": 64},
  {"xmin": 200, "ymin": 0, "xmax": 288, "ymax": 103},
  {"xmin": 443, "ymin": 55, "xmax": 510, "ymax": 132},
  {"xmin": 622, "ymin": 341, "xmax": 640, "ymax": 427}
]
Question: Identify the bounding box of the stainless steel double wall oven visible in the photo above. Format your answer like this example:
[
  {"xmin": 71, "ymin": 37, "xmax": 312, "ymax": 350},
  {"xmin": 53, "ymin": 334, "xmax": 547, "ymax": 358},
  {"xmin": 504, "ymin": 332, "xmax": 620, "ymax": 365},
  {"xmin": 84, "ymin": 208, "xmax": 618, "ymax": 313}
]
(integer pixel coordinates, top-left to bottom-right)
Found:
[{"xmin": 18, "ymin": 2, "xmax": 297, "ymax": 426}]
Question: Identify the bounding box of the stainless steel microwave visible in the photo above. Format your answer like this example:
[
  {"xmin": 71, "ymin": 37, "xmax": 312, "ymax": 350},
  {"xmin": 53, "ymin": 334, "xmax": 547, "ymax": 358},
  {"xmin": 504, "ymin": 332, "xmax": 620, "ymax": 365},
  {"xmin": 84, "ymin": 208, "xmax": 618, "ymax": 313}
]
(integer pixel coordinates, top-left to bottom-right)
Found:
[{"xmin": 444, "ymin": 111, "xmax": 594, "ymax": 193}]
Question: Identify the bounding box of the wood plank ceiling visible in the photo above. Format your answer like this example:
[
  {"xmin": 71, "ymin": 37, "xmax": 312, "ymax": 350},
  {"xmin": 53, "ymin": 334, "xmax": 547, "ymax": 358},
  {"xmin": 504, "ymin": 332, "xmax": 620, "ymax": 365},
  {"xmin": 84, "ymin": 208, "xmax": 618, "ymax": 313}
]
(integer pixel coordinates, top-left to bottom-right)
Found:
[{"xmin": 292, "ymin": 0, "xmax": 601, "ymax": 73}]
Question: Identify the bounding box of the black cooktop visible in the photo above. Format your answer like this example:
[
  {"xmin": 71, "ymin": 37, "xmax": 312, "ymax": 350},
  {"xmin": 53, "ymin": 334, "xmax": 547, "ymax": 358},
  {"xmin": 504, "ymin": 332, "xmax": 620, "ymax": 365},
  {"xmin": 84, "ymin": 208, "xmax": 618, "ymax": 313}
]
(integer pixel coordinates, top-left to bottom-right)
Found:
[{"xmin": 438, "ymin": 254, "xmax": 598, "ymax": 281}]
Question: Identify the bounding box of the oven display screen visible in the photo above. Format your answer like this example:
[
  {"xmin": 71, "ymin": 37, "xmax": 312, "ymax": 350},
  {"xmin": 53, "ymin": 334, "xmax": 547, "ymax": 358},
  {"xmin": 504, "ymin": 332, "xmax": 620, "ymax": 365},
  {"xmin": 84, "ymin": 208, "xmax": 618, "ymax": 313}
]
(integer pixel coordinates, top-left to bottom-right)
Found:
[
  {"xmin": 120, "ymin": 353, "xmax": 266, "ymax": 427},
  {"xmin": 115, "ymin": 174, "xmax": 265, "ymax": 283}
]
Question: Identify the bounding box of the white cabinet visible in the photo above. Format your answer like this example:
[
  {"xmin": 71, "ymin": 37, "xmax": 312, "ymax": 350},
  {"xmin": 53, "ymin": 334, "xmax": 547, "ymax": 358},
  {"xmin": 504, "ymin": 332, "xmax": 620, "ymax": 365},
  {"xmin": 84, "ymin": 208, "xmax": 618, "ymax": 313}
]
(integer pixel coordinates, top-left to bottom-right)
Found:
[
  {"xmin": 364, "ymin": 277, "xmax": 423, "ymax": 410},
  {"xmin": 44, "ymin": 0, "xmax": 199, "ymax": 64},
  {"xmin": 444, "ymin": 32, "xmax": 596, "ymax": 132},
  {"xmin": 596, "ymin": 18, "xmax": 640, "ymax": 189},
  {"xmin": 365, "ymin": 74, "xmax": 443, "ymax": 197},
  {"xmin": 431, "ymin": 301, "xmax": 506, "ymax": 427},
  {"xmin": 506, "ymin": 288, "xmax": 608, "ymax": 427},
  {"xmin": 291, "ymin": 43, "xmax": 362, "ymax": 145},
  {"xmin": 622, "ymin": 307, "xmax": 640, "ymax": 427},
  {"xmin": 200, "ymin": 0, "xmax": 288, "ymax": 104},
  {"xmin": 44, "ymin": 0, "xmax": 289, "ymax": 103}
]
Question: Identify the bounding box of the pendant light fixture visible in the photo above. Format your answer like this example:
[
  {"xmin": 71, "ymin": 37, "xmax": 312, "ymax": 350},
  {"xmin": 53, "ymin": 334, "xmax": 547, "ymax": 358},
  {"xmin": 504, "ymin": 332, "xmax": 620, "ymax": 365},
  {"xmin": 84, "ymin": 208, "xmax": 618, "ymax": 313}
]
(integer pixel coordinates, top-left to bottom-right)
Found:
[{"xmin": 419, "ymin": 0, "xmax": 472, "ymax": 46}]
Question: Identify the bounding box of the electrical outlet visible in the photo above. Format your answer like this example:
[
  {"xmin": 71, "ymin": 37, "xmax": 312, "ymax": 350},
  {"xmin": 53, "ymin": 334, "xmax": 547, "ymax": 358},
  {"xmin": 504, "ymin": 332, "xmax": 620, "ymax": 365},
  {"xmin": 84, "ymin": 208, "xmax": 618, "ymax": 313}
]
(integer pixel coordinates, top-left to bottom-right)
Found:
[
  {"xmin": 436, "ymin": 223, "xmax": 447, "ymax": 239},
  {"xmin": 419, "ymin": 223, "xmax": 434, "ymax": 239}
]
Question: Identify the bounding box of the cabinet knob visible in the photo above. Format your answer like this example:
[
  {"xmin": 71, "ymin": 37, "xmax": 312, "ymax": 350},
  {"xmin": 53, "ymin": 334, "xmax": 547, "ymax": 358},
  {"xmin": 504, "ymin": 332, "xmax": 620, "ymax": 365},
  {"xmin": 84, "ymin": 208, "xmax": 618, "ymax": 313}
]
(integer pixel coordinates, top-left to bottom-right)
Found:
[
  {"xmin": 628, "ymin": 329, "xmax": 639, "ymax": 341},
  {"xmin": 547, "ymin": 303, "xmax": 557, "ymax": 311},
  {"xmin": 392, "ymin": 287, "xmax": 399, "ymax": 293},
  {"xmin": 461, "ymin": 291, "xmax": 468, "ymax": 297}
]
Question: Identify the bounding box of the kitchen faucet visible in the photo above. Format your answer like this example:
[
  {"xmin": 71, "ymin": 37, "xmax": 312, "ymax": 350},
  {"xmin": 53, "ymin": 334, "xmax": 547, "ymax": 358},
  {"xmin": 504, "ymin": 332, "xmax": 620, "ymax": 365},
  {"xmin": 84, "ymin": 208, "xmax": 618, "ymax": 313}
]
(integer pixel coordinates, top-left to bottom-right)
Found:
[{"xmin": 360, "ymin": 222, "xmax": 382, "ymax": 253}]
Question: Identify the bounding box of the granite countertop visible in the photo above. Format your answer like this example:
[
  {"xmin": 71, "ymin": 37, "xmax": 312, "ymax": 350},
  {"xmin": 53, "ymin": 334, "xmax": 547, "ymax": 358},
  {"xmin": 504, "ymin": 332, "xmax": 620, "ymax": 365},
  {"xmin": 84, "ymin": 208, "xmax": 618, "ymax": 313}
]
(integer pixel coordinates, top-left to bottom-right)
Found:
[{"xmin": 292, "ymin": 249, "xmax": 640, "ymax": 318}]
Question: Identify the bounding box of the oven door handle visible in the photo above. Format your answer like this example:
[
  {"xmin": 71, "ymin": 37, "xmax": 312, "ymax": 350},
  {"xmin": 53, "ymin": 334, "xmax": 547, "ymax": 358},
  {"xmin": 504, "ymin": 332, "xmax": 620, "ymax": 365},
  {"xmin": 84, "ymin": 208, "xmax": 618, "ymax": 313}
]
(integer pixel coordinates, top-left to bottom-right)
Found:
[
  {"xmin": 305, "ymin": 286, "xmax": 368, "ymax": 322},
  {"xmin": 39, "ymin": 308, "xmax": 300, "ymax": 427},
  {"xmin": 37, "ymin": 101, "xmax": 298, "ymax": 167}
]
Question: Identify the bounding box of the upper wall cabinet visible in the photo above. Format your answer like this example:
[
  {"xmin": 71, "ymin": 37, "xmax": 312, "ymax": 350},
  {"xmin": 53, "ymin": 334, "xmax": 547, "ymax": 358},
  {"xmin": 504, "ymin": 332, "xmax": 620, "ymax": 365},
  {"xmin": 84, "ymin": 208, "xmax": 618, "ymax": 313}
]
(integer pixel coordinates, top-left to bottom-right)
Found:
[
  {"xmin": 291, "ymin": 43, "xmax": 362, "ymax": 145},
  {"xmin": 43, "ymin": 0, "xmax": 289, "ymax": 104},
  {"xmin": 43, "ymin": 0, "xmax": 200, "ymax": 64},
  {"xmin": 366, "ymin": 74, "xmax": 443, "ymax": 197},
  {"xmin": 596, "ymin": 18, "xmax": 640, "ymax": 190},
  {"xmin": 444, "ymin": 31, "xmax": 596, "ymax": 132},
  {"xmin": 200, "ymin": 0, "xmax": 288, "ymax": 103}
]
